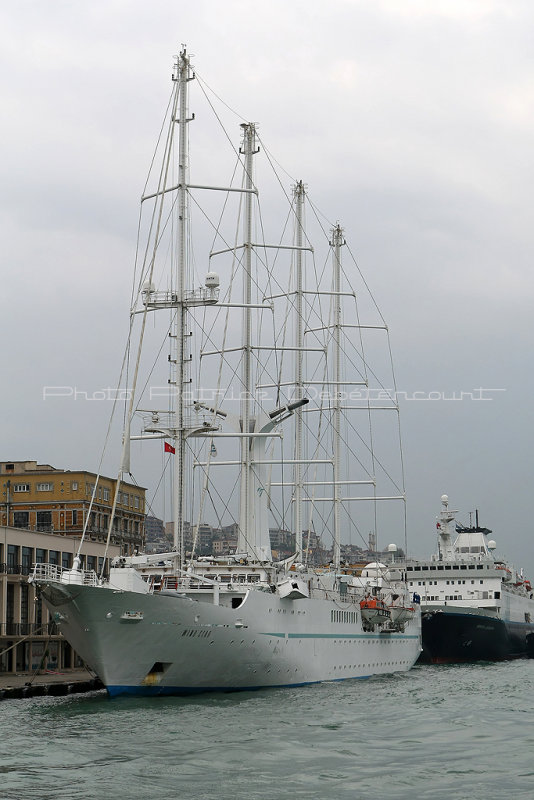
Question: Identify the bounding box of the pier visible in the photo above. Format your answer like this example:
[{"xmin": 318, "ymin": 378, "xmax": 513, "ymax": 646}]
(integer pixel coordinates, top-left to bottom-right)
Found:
[{"xmin": 0, "ymin": 668, "xmax": 103, "ymax": 700}]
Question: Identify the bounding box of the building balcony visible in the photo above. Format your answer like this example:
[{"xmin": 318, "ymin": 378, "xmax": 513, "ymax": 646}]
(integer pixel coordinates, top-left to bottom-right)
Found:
[{"xmin": 0, "ymin": 621, "xmax": 60, "ymax": 637}]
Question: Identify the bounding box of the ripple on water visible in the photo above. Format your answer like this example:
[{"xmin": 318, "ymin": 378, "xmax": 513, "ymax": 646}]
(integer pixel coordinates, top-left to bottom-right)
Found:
[{"xmin": 1, "ymin": 661, "xmax": 534, "ymax": 799}]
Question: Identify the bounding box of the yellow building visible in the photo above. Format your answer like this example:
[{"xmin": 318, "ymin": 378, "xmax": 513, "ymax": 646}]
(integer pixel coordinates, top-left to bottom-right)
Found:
[{"xmin": 1, "ymin": 461, "xmax": 146, "ymax": 554}]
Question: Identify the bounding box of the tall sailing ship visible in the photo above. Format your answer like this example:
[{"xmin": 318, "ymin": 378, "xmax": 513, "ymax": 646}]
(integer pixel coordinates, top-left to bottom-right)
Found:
[{"xmin": 31, "ymin": 49, "xmax": 421, "ymax": 696}]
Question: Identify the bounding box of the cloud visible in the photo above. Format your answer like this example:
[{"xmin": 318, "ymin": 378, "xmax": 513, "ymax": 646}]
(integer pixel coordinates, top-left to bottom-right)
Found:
[{"xmin": 1, "ymin": 0, "xmax": 533, "ymax": 574}]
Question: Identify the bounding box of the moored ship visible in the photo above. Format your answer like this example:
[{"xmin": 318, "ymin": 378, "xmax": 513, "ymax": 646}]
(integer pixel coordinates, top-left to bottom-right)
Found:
[
  {"xmin": 406, "ymin": 495, "xmax": 534, "ymax": 663},
  {"xmin": 30, "ymin": 48, "xmax": 421, "ymax": 696}
]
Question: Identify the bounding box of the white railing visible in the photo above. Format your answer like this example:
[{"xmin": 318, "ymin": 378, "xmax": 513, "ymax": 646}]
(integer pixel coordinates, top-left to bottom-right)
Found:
[{"xmin": 31, "ymin": 562, "xmax": 100, "ymax": 587}]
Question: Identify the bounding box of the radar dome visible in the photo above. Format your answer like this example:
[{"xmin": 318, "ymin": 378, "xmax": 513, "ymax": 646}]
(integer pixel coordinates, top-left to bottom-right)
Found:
[
  {"xmin": 361, "ymin": 561, "xmax": 387, "ymax": 578},
  {"xmin": 387, "ymin": 543, "xmax": 397, "ymax": 553},
  {"xmin": 441, "ymin": 494, "xmax": 449, "ymax": 503},
  {"xmin": 488, "ymin": 540, "xmax": 497, "ymax": 550},
  {"xmin": 205, "ymin": 272, "xmax": 220, "ymax": 288}
]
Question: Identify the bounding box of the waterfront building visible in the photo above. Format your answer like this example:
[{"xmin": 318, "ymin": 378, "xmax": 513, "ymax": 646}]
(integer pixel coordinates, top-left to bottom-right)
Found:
[
  {"xmin": 145, "ymin": 515, "xmax": 164, "ymax": 540},
  {"xmin": 0, "ymin": 525, "xmax": 120, "ymax": 674},
  {"xmin": 0, "ymin": 461, "xmax": 146, "ymax": 554}
]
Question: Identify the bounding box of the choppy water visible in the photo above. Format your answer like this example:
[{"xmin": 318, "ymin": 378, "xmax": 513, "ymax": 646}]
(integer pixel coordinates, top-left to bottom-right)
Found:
[{"xmin": 1, "ymin": 660, "xmax": 533, "ymax": 800}]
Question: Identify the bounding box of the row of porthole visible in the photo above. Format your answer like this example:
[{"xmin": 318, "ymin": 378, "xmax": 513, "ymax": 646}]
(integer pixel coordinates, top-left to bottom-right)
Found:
[
  {"xmin": 268, "ymin": 608, "xmax": 306, "ymax": 614},
  {"xmin": 333, "ymin": 661, "xmax": 410, "ymax": 670},
  {"xmin": 331, "ymin": 639, "xmax": 406, "ymax": 644},
  {"xmin": 229, "ymin": 639, "xmax": 256, "ymax": 645}
]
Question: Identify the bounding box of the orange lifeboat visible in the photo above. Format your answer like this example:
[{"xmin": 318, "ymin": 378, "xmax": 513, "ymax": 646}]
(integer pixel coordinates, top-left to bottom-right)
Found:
[{"xmin": 360, "ymin": 596, "xmax": 391, "ymax": 625}]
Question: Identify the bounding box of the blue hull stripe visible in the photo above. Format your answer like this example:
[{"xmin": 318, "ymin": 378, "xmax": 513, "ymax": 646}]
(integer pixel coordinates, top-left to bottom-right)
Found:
[{"xmin": 106, "ymin": 675, "xmax": 373, "ymax": 698}]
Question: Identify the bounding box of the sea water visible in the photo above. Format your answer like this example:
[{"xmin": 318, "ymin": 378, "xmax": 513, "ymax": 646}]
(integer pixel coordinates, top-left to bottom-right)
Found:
[{"xmin": 1, "ymin": 660, "xmax": 533, "ymax": 800}]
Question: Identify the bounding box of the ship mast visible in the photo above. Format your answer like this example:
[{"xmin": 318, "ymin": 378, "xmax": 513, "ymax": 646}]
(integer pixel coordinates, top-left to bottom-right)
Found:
[
  {"xmin": 294, "ymin": 181, "xmax": 305, "ymax": 556},
  {"xmin": 437, "ymin": 494, "xmax": 457, "ymax": 560},
  {"xmin": 172, "ymin": 48, "xmax": 194, "ymax": 566},
  {"xmin": 238, "ymin": 123, "xmax": 259, "ymax": 555},
  {"xmin": 331, "ymin": 224, "xmax": 344, "ymax": 569}
]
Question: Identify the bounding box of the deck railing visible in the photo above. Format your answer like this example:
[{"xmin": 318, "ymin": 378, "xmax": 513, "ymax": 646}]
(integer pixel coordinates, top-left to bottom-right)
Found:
[{"xmin": 31, "ymin": 562, "xmax": 100, "ymax": 587}]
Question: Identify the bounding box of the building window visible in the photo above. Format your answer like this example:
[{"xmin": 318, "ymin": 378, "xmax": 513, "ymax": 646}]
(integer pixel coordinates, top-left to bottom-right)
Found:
[
  {"xmin": 36, "ymin": 511, "xmax": 52, "ymax": 531},
  {"xmin": 35, "ymin": 594, "xmax": 43, "ymax": 625},
  {"xmin": 36, "ymin": 482, "xmax": 54, "ymax": 492},
  {"xmin": 13, "ymin": 511, "xmax": 29, "ymax": 528},
  {"xmin": 7, "ymin": 545, "xmax": 19, "ymax": 572},
  {"xmin": 13, "ymin": 483, "xmax": 30, "ymax": 493},
  {"xmin": 87, "ymin": 556, "xmax": 97, "ymax": 572},
  {"xmin": 71, "ymin": 481, "xmax": 78, "ymax": 491},
  {"xmin": 49, "ymin": 550, "xmax": 59, "ymax": 566},
  {"xmin": 21, "ymin": 584, "xmax": 29, "ymax": 625},
  {"xmin": 134, "ymin": 496, "xmax": 140, "ymax": 509},
  {"xmin": 6, "ymin": 584, "xmax": 15, "ymax": 629},
  {"xmin": 103, "ymin": 488, "xmax": 110, "ymax": 502},
  {"xmin": 22, "ymin": 546, "xmax": 33, "ymax": 574},
  {"xmin": 35, "ymin": 548, "xmax": 47, "ymax": 564},
  {"xmin": 62, "ymin": 552, "xmax": 72, "ymax": 570},
  {"xmin": 71, "ymin": 509, "xmax": 78, "ymax": 526}
]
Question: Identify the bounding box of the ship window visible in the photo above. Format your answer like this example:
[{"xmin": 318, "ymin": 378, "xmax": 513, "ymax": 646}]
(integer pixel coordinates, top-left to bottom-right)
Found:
[
  {"xmin": 480, "ymin": 580, "xmax": 483, "ymax": 584},
  {"xmin": 460, "ymin": 565, "xmax": 467, "ymax": 570},
  {"xmin": 477, "ymin": 565, "xmax": 483, "ymax": 570},
  {"xmin": 232, "ymin": 598, "xmax": 243, "ymax": 609},
  {"xmin": 437, "ymin": 565, "xmax": 444, "ymax": 570},
  {"xmin": 495, "ymin": 592, "xmax": 500, "ymax": 599},
  {"xmin": 468, "ymin": 565, "xmax": 475, "ymax": 569},
  {"xmin": 445, "ymin": 566, "xmax": 452, "ymax": 570}
]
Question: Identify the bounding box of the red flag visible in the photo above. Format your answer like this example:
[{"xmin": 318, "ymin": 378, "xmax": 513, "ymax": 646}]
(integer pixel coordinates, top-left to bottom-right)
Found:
[{"xmin": 164, "ymin": 441, "xmax": 175, "ymax": 454}]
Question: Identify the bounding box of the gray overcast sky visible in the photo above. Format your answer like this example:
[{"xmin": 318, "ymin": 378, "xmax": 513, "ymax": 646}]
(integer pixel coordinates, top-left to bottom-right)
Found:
[{"xmin": 1, "ymin": 0, "xmax": 533, "ymax": 572}]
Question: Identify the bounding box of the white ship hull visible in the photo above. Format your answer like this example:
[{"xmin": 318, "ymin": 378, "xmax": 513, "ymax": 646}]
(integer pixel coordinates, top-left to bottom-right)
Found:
[{"xmin": 41, "ymin": 580, "xmax": 421, "ymax": 696}]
